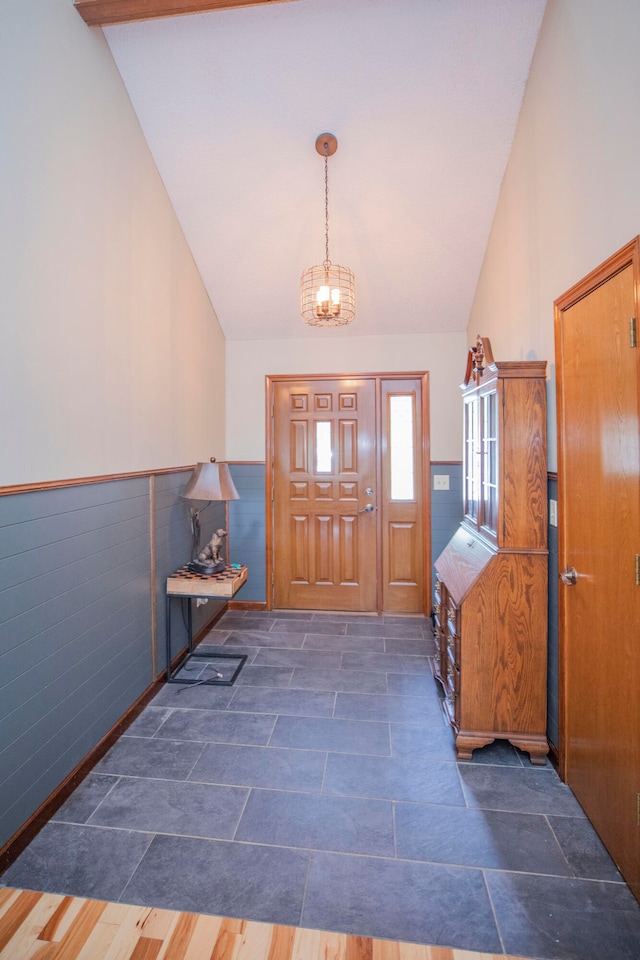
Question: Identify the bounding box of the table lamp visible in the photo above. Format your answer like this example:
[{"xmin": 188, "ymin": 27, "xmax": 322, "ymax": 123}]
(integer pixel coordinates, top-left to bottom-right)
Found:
[{"xmin": 181, "ymin": 458, "xmax": 240, "ymax": 574}]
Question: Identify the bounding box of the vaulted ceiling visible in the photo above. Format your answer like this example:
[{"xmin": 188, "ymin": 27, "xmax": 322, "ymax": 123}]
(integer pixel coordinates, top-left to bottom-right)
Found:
[{"xmin": 86, "ymin": 0, "xmax": 547, "ymax": 340}]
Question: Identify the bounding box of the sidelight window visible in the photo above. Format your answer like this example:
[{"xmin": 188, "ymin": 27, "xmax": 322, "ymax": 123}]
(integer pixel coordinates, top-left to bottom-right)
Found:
[{"xmin": 389, "ymin": 394, "xmax": 415, "ymax": 501}]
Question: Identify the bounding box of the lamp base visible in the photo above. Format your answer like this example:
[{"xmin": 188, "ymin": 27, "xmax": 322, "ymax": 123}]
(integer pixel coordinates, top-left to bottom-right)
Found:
[{"xmin": 187, "ymin": 559, "xmax": 226, "ymax": 576}]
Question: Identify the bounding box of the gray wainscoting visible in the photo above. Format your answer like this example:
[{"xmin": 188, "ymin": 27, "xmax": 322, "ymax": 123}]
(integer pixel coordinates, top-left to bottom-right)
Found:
[
  {"xmin": 0, "ymin": 470, "xmax": 223, "ymax": 851},
  {"xmin": 228, "ymin": 463, "xmax": 266, "ymax": 604},
  {"xmin": 430, "ymin": 463, "xmax": 464, "ymax": 609},
  {"xmin": 0, "ymin": 478, "xmax": 152, "ymax": 849}
]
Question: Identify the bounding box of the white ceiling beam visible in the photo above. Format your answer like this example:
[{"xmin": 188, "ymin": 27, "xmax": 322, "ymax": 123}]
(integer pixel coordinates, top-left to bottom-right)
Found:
[{"xmin": 74, "ymin": 0, "xmax": 301, "ymax": 27}]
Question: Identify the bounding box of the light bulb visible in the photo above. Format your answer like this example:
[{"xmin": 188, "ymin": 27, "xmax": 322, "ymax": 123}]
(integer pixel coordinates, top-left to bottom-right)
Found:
[{"xmin": 317, "ymin": 285, "xmax": 330, "ymax": 304}]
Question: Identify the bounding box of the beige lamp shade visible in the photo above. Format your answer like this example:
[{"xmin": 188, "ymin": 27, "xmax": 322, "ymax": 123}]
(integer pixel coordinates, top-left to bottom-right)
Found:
[{"xmin": 182, "ymin": 459, "xmax": 240, "ymax": 501}]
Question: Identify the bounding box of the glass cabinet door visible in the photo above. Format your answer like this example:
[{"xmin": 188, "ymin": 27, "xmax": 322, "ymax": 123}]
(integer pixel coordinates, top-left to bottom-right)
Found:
[
  {"xmin": 463, "ymin": 396, "xmax": 480, "ymax": 524},
  {"xmin": 480, "ymin": 390, "xmax": 498, "ymax": 537}
]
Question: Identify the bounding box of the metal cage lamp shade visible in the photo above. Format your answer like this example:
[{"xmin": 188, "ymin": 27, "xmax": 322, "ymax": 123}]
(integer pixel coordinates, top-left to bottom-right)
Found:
[
  {"xmin": 300, "ymin": 134, "xmax": 355, "ymax": 328},
  {"xmin": 182, "ymin": 458, "xmax": 240, "ymax": 563}
]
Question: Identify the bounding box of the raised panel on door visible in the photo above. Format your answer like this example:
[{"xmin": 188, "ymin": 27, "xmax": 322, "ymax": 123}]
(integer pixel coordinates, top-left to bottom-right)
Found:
[
  {"xmin": 314, "ymin": 515, "xmax": 333, "ymax": 583},
  {"xmin": 338, "ymin": 515, "xmax": 358, "ymax": 584},
  {"xmin": 556, "ymin": 243, "xmax": 640, "ymax": 900},
  {"xmin": 338, "ymin": 420, "xmax": 357, "ymax": 472},
  {"xmin": 290, "ymin": 420, "xmax": 308, "ymax": 472},
  {"xmin": 388, "ymin": 522, "xmax": 417, "ymax": 582},
  {"xmin": 290, "ymin": 515, "xmax": 310, "ymax": 583}
]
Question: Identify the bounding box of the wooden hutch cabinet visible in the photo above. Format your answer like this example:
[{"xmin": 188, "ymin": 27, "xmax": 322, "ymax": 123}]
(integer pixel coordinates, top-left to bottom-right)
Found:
[{"xmin": 433, "ymin": 336, "xmax": 549, "ymax": 764}]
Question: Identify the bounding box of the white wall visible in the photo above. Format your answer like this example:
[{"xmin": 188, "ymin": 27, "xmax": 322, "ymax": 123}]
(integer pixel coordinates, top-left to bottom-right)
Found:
[
  {"xmin": 0, "ymin": 0, "xmax": 225, "ymax": 486},
  {"xmin": 468, "ymin": 0, "xmax": 640, "ymax": 471},
  {"xmin": 226, "ymin": 332, "xmax": 467, "ymax": 462}
]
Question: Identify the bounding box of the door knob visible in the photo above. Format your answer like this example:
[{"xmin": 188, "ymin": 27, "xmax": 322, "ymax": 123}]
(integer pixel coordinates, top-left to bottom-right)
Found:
[
  {"xmin": 359, "ymin": 503, "xmax": 375, "ymax": 513},
  {"xmin": 559, "ymin": 566, "xmax": 578, "ymax": 586}
]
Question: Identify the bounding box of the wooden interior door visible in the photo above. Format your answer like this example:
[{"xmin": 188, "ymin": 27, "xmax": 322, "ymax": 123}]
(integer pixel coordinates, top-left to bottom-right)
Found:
[
  {"xmin": 272, "ymin": 378, "xmax": 378, "ymax": 611},
  {"xmin": 555, "ymin": 239, "xmax": 640, "ymax": 900},
  {"xmin": 270, "ymin": 374, "xmax": 429, "ymax": 613}
]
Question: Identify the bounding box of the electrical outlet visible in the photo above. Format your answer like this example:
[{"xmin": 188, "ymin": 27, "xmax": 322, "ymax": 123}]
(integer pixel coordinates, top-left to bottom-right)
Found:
[
  {"xmin": 549, "ymin": 499, "xmax": 558, "ymax": 527},
  {"xmin": 433, "ymin": 474, "xmax": 450, "ymax": 491}
]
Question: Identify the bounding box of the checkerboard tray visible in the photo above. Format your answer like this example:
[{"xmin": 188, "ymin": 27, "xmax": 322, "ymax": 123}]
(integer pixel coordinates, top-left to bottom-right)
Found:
[{"xmin": 166, "ymin": 564, "xmax": 248, "ymax": 597}]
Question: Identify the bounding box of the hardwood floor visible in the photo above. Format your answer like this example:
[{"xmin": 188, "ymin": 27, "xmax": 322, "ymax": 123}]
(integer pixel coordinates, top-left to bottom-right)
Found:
[{"xmin": 0, "ymin": 887, "xmax": 527, "ymax": 960}]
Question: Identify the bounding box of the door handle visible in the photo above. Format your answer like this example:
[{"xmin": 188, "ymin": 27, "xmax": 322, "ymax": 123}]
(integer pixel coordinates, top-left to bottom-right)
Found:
[
  {"xmin": 359, "ymin": 503, "xmax": 376, "ymax": 513},
  {"xmin": 559, "ymin": 566, "xmax": 578, "ymax": 586}
]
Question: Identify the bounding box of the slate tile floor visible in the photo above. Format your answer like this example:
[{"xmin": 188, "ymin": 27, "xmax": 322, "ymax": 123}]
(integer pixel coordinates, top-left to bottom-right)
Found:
[{"xmin": 4, "ymin": 610, "xmax": 640, "ymax": 959}]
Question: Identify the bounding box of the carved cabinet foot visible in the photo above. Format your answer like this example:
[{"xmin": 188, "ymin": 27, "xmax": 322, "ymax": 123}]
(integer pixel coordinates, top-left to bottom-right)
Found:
[
  {"xmin": 455, "ymin": 734, "xmax": 495, "ymax": 760},
  {"xmin": 509, "ymin": 736, "xmax": 549, "ymax": 766},
  {"xmin": 455, "ymin": 732, "xmax": 549, "ymax": 765}
]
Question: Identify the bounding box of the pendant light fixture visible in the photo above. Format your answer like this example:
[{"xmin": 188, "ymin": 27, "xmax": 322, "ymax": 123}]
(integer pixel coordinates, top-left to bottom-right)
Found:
[{"xmin": 301, "ymin": 133, "xmax": 355, "ymax": 327}]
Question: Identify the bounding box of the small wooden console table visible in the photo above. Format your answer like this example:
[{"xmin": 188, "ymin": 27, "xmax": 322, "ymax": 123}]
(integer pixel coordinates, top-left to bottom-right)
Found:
[{"xmin": 165, "ymin": 564, "xmax": 248, "ymax": 685}]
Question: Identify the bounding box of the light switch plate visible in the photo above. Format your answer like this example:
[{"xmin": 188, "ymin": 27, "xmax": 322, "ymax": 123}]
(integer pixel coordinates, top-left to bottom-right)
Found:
[
  {"xmin": 433, "ymin": 474, "xmax": 450, "ymax": 491},
  {"xmin": 549, "ymin": 499, "xmax": 558, "ymax": 527}
]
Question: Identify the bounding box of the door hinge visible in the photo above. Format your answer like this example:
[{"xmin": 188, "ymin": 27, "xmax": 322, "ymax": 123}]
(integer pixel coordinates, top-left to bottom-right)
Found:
[
  {"xmin": 637, "ymin": 793, "xmax": 640, "ymax": 826},
  {"xmin": 272, "ymin": 572, "xmax": 275, "ymax": 587},
  {"xmin": 630, "ymin": 317, "xmax": 637, "ymax": 348},
  {"xmin": 636, "ymin": 554, "xmax": 640, "ymax": 586}
]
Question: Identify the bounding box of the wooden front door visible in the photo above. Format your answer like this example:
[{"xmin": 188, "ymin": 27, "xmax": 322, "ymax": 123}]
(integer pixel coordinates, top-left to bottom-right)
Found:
[
  {"xmin": 555, "ymin": 238, "xmax": 640, "ymax": 900},
  {"xmin": 269, "ymin": 374, "xmax": 428, "ymax": 613}
]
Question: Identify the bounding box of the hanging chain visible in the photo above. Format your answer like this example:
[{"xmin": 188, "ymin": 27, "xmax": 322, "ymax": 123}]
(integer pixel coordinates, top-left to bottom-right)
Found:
[{"xmin": 324, "ymin": 145, "xmax": 330, "ymax": 267}]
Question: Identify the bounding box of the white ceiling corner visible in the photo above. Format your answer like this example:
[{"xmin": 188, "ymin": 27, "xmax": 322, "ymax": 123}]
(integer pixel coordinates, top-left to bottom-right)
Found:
[{"xmin": 104, "ymin": 0, "xmax": 547, "ymax": 340}]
